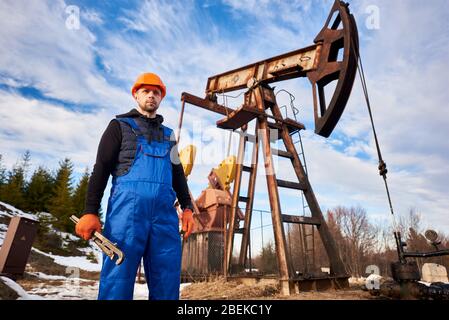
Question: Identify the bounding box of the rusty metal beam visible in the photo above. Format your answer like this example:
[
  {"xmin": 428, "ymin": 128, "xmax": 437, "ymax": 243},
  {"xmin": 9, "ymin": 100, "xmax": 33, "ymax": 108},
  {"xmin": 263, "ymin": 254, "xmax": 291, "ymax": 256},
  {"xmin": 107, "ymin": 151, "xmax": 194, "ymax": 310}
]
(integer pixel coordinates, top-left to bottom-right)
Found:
[
  {"xmin": 281, "ymin": 215, "xmax": 321, "ymax": 226},
  {"xmin": 254, "ymin": 86, "xmax": 293, "ymax": 295},
  {"xmin": 225, "ymin": 125, "xmax": 247, "ymax": 276},
  {"xmin": 307, "ymin": 0, "xmax": 359, "ymax": 137},
  {"xmin": 206, "ymin": 44, "xmax": 320, "ymax": 94},
  {"xmin": 276, "ymin": 179, "xmax": 308, "ymax": 191},
  {"xmin": 181, "ymin": 92, "xmax": 234, "ymax": 116},
  {"xmin": 217, "ymin": 104, "xmax": 265, "ymax": 130},
  {"xmin": 238, "ymin": 121, "xmax": 260, "ymax": 268},
  {"xmin": 202, "ymin": 0, "xmax": 359, "ymax": 138},
  {"xmin": 259, "ymin": 117, "xmax": 292, "ymax": 295},
  {"xmin": 270, "ymin": 100, "xmax": 347, "ymax": 276}
]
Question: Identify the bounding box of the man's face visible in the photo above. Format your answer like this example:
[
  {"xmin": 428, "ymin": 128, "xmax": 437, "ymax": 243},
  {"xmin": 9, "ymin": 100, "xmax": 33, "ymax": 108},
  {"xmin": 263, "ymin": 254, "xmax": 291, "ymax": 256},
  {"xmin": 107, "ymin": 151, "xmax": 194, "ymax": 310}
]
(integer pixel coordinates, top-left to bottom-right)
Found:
[{"xmin": 135, "ymin": 85, "xmax": 162, "ymax": 113}]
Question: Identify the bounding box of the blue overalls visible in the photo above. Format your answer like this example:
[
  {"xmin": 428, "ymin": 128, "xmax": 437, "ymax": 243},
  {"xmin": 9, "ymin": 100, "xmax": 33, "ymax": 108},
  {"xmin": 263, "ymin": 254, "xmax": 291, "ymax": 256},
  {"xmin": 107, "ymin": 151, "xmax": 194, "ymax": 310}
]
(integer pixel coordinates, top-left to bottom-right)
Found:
[{"xmin": 98, "ymin": 117, "xmax": 181, "ymax": 300}]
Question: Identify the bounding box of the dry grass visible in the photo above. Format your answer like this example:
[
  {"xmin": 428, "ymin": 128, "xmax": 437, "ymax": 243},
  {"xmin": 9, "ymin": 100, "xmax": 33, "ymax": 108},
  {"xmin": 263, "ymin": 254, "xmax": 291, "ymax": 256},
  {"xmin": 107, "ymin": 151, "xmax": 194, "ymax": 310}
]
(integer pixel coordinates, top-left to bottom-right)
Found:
[
  {"xmin": 278, "ymin": 288, "xmax": 374, "ymax": 300},
  {"xmin": 181, "ymin": 277, "xmax": 279, "ymax": 300},
  {"xmin": 181, "ymin": 277, "xmax": 375, "ymax": 300}
]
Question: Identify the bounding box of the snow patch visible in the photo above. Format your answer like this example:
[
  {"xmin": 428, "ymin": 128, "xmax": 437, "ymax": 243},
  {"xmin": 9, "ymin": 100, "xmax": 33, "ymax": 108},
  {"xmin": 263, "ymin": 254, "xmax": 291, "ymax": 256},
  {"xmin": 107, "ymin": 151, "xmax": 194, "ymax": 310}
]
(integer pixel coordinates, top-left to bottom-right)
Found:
[
  {"xmin": 366, "ymin": 274, "xmax": 383, "ymax": 283},
  {"xmin": 27, "ymin": 271, "xmax": 96, "ymax": 282},
  {"xmin": 27, "ymin": 280, "xmax": 99, "ymax": 300},
  {"xmin": 25, "ymin": 280, "xmax": 191, "ymax": 300},
  {"xmin": 32, "ymin": 247, "xmax": 102, "ymax": 272},
  {"xmin": 348, "ymin": 277, "xmax": 368, "ymax": 285},
  {"xmin": 133, "ymin": 282, "xmax": 192, "ymax": 300},
  {"xmin": 180, "ymin": 283, "xmax": 191, "ymax": 291},
  {"xmin": 0, "ymin": 276, "xmax": 45, "ymax": 300},
  {"xmin": 0, "ymin": 201, "xmax": 38, "ymax": 220}
]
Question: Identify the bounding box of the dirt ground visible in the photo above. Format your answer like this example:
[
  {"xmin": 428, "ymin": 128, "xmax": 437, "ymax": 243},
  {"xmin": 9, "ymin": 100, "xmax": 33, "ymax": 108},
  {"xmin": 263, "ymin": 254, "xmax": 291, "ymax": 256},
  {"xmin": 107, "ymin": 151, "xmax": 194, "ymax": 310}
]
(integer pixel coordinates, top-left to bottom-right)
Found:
[
  {"xmin": 3, "ymin": 274, "xmax": 378, "ymax": 300},
  {"xmin": 180, "ymin": 277, "xmax": 377, "ymax": 300}
]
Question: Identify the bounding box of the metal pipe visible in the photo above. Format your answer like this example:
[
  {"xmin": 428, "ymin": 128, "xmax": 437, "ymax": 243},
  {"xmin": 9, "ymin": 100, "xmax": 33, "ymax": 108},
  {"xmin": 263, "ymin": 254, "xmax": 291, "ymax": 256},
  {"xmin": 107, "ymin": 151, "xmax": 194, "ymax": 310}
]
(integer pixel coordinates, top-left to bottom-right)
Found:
[{"xmin": 403, "ymin": 250, "xmax": 449, "ymax": 258}]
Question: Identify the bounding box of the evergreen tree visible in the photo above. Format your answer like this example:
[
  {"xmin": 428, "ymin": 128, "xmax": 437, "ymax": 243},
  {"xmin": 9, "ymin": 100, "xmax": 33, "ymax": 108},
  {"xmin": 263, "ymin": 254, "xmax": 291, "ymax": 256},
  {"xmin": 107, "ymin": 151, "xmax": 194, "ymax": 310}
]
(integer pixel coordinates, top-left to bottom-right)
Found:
[
  {"xmin": 0, "ymin": 154, "xmax": 6, "ymax": 186},
  {"xmin": 0, "ymin": 152, "xmax": 33, "ymax": 209},
  {"xmin": 24, "ymin": 166, "xmax": 55, "ymax": 213},
  {"xmin": 0, "ymin": 154, "xmax": 7, "ymax": 199},
  {"xmin": 22, "ymin": 150, "xmax": 32, "ymax": 181},
  {"xmin": 1, "ymin": 164, "xmax": 26, "ymax": 209},
  {"xmin": 72, "ymin": 168, "xmax": 90, "ymax": 216},
  {"xmin": 48, "ymin": 158, "xmax": 74, "ymax": 232}
]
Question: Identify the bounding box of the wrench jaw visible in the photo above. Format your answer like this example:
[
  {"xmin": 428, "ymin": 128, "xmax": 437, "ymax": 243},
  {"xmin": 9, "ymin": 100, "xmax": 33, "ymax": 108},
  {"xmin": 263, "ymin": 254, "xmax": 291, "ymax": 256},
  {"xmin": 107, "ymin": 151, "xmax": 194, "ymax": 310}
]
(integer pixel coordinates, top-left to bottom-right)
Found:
[
  {"xmin": 114, "ymin": 250, "xmax": 125, "ymax": 265},
  {"xmin": 70, "ymin": 215, "xmax": 125, "ymax": 266},
  {"xmin": 92, "ymin": 233, "xmax": 125, "ymax": 265}
]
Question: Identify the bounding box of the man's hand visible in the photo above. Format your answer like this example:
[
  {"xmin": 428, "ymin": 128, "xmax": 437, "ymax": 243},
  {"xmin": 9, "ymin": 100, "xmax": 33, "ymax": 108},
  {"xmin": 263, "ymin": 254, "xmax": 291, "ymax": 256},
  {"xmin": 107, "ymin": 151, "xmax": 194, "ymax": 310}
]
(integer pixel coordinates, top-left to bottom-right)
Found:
[
  {"xmin": 181, "ymin": 208, "xmax": 194, "ymax": 240},
  {"xmin": 75, "ymin": 213, "xmax": 102, "ymax": 240}
]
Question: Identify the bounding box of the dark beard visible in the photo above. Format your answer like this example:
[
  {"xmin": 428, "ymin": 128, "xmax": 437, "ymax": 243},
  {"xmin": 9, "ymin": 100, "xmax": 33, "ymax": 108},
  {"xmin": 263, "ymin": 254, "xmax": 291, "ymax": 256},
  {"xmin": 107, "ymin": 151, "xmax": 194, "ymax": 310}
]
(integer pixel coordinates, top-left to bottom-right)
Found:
[{"xmin": 141, "ymin": 102, "xmax": 159, "ymax": 113}]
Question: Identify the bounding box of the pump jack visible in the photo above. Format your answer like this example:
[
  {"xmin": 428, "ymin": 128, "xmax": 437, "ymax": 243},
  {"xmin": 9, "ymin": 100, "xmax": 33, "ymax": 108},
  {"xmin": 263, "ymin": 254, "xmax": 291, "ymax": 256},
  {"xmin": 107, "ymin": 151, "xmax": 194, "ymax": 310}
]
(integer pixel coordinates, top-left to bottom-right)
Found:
[{"xmin": 180, "ymin": 0, "xmax": 358, "ymax": 295}]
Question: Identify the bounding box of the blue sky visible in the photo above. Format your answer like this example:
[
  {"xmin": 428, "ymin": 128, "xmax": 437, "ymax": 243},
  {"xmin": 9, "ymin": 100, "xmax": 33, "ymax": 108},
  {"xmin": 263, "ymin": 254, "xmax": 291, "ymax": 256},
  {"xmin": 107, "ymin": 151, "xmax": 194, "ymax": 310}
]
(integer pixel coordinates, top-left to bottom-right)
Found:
[{"xmin": 1, "ymin": 0, "xmax": 449, "ymax": 240}]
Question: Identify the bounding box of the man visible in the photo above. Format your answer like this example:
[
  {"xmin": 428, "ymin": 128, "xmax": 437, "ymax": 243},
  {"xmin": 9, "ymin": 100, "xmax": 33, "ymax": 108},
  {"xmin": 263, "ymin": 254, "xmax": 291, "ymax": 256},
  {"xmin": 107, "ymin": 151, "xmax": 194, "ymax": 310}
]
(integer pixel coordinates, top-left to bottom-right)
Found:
[{"xmin": 75, "ymin": 72, "xmax": 194, "ymax": 300}]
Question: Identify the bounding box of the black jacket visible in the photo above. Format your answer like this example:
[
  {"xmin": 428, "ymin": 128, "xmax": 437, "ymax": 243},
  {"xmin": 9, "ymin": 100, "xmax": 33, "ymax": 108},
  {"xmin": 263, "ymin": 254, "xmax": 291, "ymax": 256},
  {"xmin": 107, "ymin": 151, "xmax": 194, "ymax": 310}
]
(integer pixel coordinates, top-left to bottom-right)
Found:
[{"xmin": 84, "ymin": 108, "xmax": 193, "ymax": 215}]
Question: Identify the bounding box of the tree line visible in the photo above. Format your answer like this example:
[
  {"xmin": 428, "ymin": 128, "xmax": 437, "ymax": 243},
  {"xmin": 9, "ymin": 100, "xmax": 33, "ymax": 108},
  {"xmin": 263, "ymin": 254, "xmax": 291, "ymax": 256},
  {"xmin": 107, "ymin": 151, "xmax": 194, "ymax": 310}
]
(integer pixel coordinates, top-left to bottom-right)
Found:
[{"xmin": 0, "ymin": 151, "xmax": 92, "ymax": 232}]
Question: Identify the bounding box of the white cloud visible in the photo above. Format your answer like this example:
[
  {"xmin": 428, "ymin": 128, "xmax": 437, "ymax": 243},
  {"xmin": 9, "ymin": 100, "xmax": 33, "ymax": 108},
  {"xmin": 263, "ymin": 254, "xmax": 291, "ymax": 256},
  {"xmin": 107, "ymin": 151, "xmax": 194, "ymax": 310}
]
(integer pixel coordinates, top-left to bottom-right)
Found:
[
  {"xmin": 82, "ymin": 9, "xmax": 104, "ymax": 25},
  {"xmin": 0, "ymin": 0, "xmax": 130, "ymax": 108},
  {"xmin": 0, "ymin": 0, "xmax": 447, "ymax": 233},
  {"xmin": 0, "ymin": 90, "xmax": 110, "ymax": 174}
]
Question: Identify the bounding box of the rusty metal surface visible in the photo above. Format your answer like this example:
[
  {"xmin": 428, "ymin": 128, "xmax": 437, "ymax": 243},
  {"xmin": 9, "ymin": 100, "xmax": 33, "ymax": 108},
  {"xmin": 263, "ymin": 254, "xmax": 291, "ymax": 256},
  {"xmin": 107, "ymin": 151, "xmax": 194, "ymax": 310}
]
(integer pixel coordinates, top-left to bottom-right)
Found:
[
  {"xmin": 206, "ymin": 45, "xmax": 319, "ymax": 95},
  {"xmin": 216, "ymin": 104, "xmax": 264, "ymax": 130},
  {"xmin": 256, "ymin": 91, "xmax": 292, "ymax": 285},
  {"xmin": 307, "ymin": 0, "xmax": 359, "ymax": 137},
  {"xmin": 281, "ymin": 214, "xmax": 321, "ymax": 225},
  {"xmin": 201, "ymin": 0, "xmax": 359, "ymax": 138},
  {"xmin": 224, "ymin": 127, "xmax": 248, "ymax": 277},
  {"xmin": 181, "ymin": 92, "xmax": 233, "ymax": 116},
  {"xmin": 283, "ymin": 117, "xmax": 306, "ymax": 133},
  {"xmin": 193, "ymin": 189, "xmax": 231, "ymax": 233},
  {"xmin": 207, "ymin": 170, "xmax": 245, "ymax": 220},
  {"xmin": 238, "ymin": 121, "xmax": 260, "ymax": 268},
  {"xmin": 272, "ymin": 98, "xmax": 347, "ymax": 276}
]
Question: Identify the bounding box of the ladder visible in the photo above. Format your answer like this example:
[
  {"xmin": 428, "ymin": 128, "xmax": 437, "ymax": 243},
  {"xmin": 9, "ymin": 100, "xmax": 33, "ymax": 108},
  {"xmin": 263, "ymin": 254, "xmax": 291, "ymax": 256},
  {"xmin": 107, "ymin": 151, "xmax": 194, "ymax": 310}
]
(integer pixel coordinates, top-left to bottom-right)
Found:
[
  {"xmin": 280, "ymin": 100, "xmax": 316, "ymax": 275},
  {"xmin": 302, "ymin": 224, "xmax": 316, "ymax": 275},
  {"xmin": 284, "ymin": 102, "xmax": 310, "ymax": 217},
  {"xmin": 289, "ymin": 105, "xmax": 316, "ymax": 274}
]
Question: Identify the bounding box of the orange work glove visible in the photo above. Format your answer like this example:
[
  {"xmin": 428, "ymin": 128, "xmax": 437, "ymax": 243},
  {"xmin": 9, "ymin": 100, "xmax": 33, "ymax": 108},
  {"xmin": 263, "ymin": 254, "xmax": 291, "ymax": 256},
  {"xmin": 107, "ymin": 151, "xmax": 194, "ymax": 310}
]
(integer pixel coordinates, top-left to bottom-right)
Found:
[
  {"xmin": 75, "ymin": 214, "xmax": 102, "ymax": 240},
  {"xmin": 181, "ymin": 208, "xmax": 194, "ymax": 240}
]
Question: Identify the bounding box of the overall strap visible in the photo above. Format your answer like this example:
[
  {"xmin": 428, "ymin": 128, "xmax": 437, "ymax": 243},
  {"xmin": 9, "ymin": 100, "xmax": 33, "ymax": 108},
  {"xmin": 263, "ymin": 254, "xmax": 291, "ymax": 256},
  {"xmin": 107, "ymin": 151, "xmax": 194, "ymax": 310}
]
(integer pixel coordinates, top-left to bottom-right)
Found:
[
  {"xmin": 116, "ymin": 118, "xmax": 145, "ymax": 140},
  {"xmin": 161, "ymin": 125, "xmax": 176, "ymax": 147}
]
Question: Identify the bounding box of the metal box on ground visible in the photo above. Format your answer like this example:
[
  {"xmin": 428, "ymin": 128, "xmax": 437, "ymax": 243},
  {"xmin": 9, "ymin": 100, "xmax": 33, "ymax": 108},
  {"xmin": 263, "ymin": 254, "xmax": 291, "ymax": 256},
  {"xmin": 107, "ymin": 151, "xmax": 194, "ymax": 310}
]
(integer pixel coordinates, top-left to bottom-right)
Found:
[{"xmin": 0, "ymin": 216, "xmax": 39, "ymax": 276}]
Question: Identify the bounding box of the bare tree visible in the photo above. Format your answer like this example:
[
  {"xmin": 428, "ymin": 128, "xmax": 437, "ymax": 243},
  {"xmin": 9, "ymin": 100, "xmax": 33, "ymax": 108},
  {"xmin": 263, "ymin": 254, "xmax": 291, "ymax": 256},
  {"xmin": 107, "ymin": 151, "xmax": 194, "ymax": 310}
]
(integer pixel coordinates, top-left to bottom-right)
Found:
[
  {"xmin": 328, "ymin": 206, "xmax": 378, "ymax": 277},
  {"xmin": 284, "ymin": 206, "xmax": 448, "ymax": 279}
]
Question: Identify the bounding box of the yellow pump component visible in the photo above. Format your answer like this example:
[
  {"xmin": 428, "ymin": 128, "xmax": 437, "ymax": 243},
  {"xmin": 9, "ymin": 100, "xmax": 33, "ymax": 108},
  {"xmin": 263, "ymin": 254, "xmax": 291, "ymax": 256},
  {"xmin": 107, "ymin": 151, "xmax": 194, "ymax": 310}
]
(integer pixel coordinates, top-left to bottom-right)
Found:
[
  {"xmin": 179, "ymin": 145, "xmax": 197, "ymax": 177},
  {"xmin": 209, "ymin": 155, "xmax": 237, "ymax": 191}
]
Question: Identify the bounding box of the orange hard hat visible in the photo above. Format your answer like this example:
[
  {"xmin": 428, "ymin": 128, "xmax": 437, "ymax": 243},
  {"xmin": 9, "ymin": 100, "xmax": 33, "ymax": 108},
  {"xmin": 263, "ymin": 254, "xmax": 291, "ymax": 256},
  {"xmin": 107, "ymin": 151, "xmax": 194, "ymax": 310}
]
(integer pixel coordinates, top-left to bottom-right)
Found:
[{"xmin": 131, "ymin": 72, "xmax": 166, "ymax": 99}]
